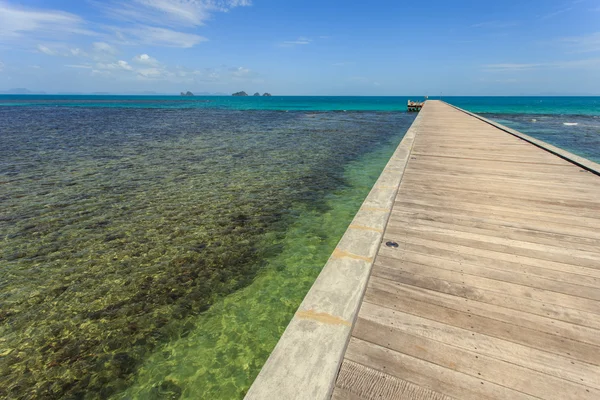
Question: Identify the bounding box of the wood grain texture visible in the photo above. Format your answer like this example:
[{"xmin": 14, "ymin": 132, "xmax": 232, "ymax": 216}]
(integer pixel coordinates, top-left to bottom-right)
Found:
[{"xmin": 334, "ymin": 101, "xmax": 600, "ymax": 400}]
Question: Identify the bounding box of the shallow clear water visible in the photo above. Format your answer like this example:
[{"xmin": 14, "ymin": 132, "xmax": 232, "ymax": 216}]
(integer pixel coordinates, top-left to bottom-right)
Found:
[
  {"xmin": 482, "ymin": 113, "xmax": 600, "ymax": 163},
  {"xmin": 0, "ymin": 106, "xmax": 413, "ymax": 399},
  {"xmin": 1, "ymin": 95, "xmax": 599, "ymax": 399}
]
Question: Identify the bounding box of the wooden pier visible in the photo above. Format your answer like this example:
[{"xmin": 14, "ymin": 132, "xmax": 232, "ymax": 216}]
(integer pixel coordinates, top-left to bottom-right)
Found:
[{"xmin": 246, "ymin": 100, "xmax": 600, "ymax": 400}]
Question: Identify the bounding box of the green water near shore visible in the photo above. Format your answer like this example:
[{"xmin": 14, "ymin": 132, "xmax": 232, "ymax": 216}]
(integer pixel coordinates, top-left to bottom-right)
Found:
[
  {"xmin": 112, "ymin": 132, "xmax": 403, "ymax": 400},
  {"xmin": 0, "ymin": 107, "xmax": 412, "ymax": 399}
]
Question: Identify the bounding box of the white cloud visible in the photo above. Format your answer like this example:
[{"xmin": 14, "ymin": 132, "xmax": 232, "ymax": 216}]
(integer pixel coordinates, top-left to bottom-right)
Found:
[
  {"xmin": 471, "ymin": 21, "xmax": 517, "ymax": 28},
  {"xmin": 483, "ymin": 63, "xmax": 540, "ymax": 72},
  {"xmin": 137, "ymin": 67, "xmax": 163, "ymax": 78},
  {"xmin": 484, "ymin": 58, "xmax": 600, "ymax": 72},
  {"xmin": 133, "ymin": 53, "xmax": 160, "ymax": 65},
  {"xmin": 0, "ymin": 60, "xmax": 4, "ymax": 72},
  {"xmin": 332, "ymin": 61, "xmax": 354, "ymax": 67},
  {"xmin": 231, "ymin": 66, "xmax": 250, "ymax": 77},
  {"xmin": 281, "ymin": 37, "xmax": 311, "ymax": 46},
  {"xmin": 96, "ymin": 60, "xmax": 133, "ymax": 71},
  {"xmin": 540, "ymin": 7, "xmax": 572, "ymax": 20},
  {"xmin": 37, "ymin": 44, "xmax": 58, "ymax": 56},
  {"xmin": 93, "ymin": 42, "xmax": 118, "ymax": 55},
  {"xmin": 117, "ymin": 60, "xmax": 133, "ymax": 70},
  {"xmin": 560, "ymin": 32, "xmax": 600, "ymax": 53},
  {"xmin": 115, "ymin": 26, "xmax": 208, "ymax": 48},
  {"xmin": 97, "ymin": 0, "xmax": 251, "ymax": 27},
  {"xmin": 66, "ymin": 64, "xmax": 93, "ymax": 69},
  {"xmin": 91, "ymin": 69, "xmax": 110, "ymax": 76},
  {"xmin": 70, "ymin": 48, "xmax": 87, "ymax": 57},
  {"xmin": 0, "ymin": 1, "xmax": 96, "ymax": 39},
  {"xmin": 36, "ymin": 43, "xmax": 90, "ymax": 57}
]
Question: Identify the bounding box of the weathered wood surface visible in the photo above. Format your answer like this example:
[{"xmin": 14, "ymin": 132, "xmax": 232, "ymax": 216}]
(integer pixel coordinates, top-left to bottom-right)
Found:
[{"xmin": 333, "ymin": 100, "xmax": 600, "ymax": 400}]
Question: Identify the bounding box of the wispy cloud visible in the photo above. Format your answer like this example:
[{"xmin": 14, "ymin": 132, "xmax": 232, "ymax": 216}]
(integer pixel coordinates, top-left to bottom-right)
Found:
[
  {"xmin": 332, "ymin": 61, "xmax": 355, "ymax": 67},
  {"xmin": 86, "ymin": 58, "xmax": 259, "ymax": 85},
  {"xmin": 96, "ymin": 0, "xmax": 251, "ymax": 28},
  {"xmin": 540, "ymin": 7, "xmax": 572, "ymax": 20},
  {"xmin": 230, "ymin": 66, "xmax": 251, "ymax": 77},
  {"xmin": 0, "ymin": 60, "xmax": 4, "ymax": 72},
  {"xmin": 484, "ymin": 58, "xmax": 600, "ymax": 71},
  {"xmin": 280, "ymin": 36, "xmax": 311, "ymax": 47},
  {"xmin": 483, "ymin": 63, "xmax": 540, "ymax": 72},
  {"xmin": 111, "ymin": 26, "xmax": 208, "ymax": 48},
  {"xmin": 559, "ymin": 31, "xmax": 600, "ymax": 53},
  {"xmin": 93, "ymin": 42, "xmax": 118, "ymax": 55},
  {"xmin": 65, "ymin": 64, "xmax": 93, "ymax": 69},
  {"xmin": 37, "ymin": 44, "xmax": 58, "ymax": 56},
  {"xmin": 471, "ymin": 20, "xmax": 517, "ymax": 28},
  {"xmin": 96, "ymin": 60, "xmax": 134, "ymax": 71},
  {"xmin": 0, "ymin": 1, "xmax": 96, "ymax": 39},
  {"xmin": 36, "ymin": 43, "xmax": 88, "ymax": 57},
  {"xmin": 1, "ymin": 0, "xmax": 247, "ymax": 50}
]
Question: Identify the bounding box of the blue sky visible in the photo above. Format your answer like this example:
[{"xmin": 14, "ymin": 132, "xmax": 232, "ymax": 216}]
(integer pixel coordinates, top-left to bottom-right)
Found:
[{"xmin": 0, "ymin": 0, "xmax": 599, "ymax": 95}]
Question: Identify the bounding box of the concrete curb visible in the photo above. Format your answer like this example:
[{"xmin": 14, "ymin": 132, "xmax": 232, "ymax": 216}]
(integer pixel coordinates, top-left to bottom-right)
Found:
[
  {"xmin": 444, "ymin": 101, "xmax": 600, "ymax": 176},
  {"xmin": 244, "ymin": 105, "xmax": 425, "ymax": 400}
]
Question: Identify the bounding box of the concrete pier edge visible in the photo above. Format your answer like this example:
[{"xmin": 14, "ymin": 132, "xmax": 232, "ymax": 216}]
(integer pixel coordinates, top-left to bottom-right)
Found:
[
  {"xmin": 244, "ymin": 106, "xmax": 425, "ymax": 400},
  {"xmin": 444, "ymin": 101, "xmax": 600, "ymax": 176}
]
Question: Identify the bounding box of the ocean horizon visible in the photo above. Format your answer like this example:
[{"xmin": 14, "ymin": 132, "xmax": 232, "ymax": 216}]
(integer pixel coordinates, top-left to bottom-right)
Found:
[{"xmin": 1, "ymin": 96, "xmax": 599, "ymax": 399}]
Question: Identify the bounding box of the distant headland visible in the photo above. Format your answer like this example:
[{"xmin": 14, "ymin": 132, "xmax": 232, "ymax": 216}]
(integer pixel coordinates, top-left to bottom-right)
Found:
[{"xmin": 180, "ymin": 91, "xmax": 194, "ymax": 96}]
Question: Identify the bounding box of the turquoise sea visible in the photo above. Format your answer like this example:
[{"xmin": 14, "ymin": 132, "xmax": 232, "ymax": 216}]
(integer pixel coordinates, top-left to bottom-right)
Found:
[
  {"xmin": 1, "ymin": 96, "xmax": 599, "ymax": 399},
  {"xmin": 1, "ymin": 94, "xmax": 599, "ymax": 114}
]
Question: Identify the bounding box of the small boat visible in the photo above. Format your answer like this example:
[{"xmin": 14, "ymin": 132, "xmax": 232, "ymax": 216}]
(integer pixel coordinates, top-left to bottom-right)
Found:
[{"xmin": 407, "ymin": 100, "xmax": 424, "ymax": 112}]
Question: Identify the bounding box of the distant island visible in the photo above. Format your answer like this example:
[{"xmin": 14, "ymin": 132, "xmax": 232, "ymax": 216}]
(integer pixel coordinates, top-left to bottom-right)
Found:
[
  {"xmin": 180, "ymin": 91, "xmax": 194, "ymax": 96},
  {"xmin": 233, "ymin": 91, "xmax": 272, "ymax": 97}
]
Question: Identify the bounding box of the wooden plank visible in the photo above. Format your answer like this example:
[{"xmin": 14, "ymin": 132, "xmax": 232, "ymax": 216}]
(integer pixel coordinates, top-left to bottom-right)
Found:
[
  {"xmin": 385, "ymin": 224, "xmax": 600, "ymax": 267},
  {"xmin": 380, "ymin": 238, "xmax": 600, "ymax": 286},
  {"xmin": 365, "ymin": 271, "xmax": 600, "ymax": 365},
  {"xmin": 370, "ymin": 260, "xmax": 600, "ymax": 330},
  {"xmin": 410, "ymin": 152, "xmax": 568, "ymax": 165},
  {"xmin": 392, "ymin": 201, "xmax": 600, "ymax": 240},
  {"xmin": 401, "ymin": 180, "xmax": 600, "ymax": 205},
  {"xmin": 402, "ymin": 181, "xmax": 600, "ymax": 209},
  {"xmin": 390, "ymin": 210, "xmax": 600, "ymax": 253},
  {"xmin": 397, "ymin": 187, "xmax": 600, "ymax": 220},
  {"xmin": 335, "ymin": 360, "xmax": 455, "ymax": 400},
  {"xmin": 394, "ymin": 198, "xmax": 600, "ymax": 230},
  {"xmin": 368, "ymin": 276, "xmax": 600, "ymax": 347},
  {"xmin": 345, "ymin": 338, "xmax": 538, "ymax": 400},
  {"xmin": 376, "ymin": 248, "xmax": 600, "ymax": 301},
  {"xmin": 402, "ymin": 174, "xmax": 600, "ymax": 200},
  {"xmin": 399, "ymin": 189, "xmax": 600, "ymax": 220},
  {"xmin": 355, "ymin": 302, "xmax": 600, "ymax": 389},
  {"xmin": 331, "ymin": 387, "xmax": 364, "ymax": 400},
  {"xmin": 353, "ymin": 318, "xmax": 600, "ymax": 400},
  {"xmin": 385, "ymin": 225, "xmax": 600, "ymax": 270},
  {"xmin": 407, "ymin": 158, "xmax": 596, "ymax": 181}
]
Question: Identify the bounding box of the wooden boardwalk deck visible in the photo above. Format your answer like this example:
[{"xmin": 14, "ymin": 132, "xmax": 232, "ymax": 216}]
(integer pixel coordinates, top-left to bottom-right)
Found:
[{"xmin": 333, "ymin": 100, "xmax": 600, "ymax": 400}]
